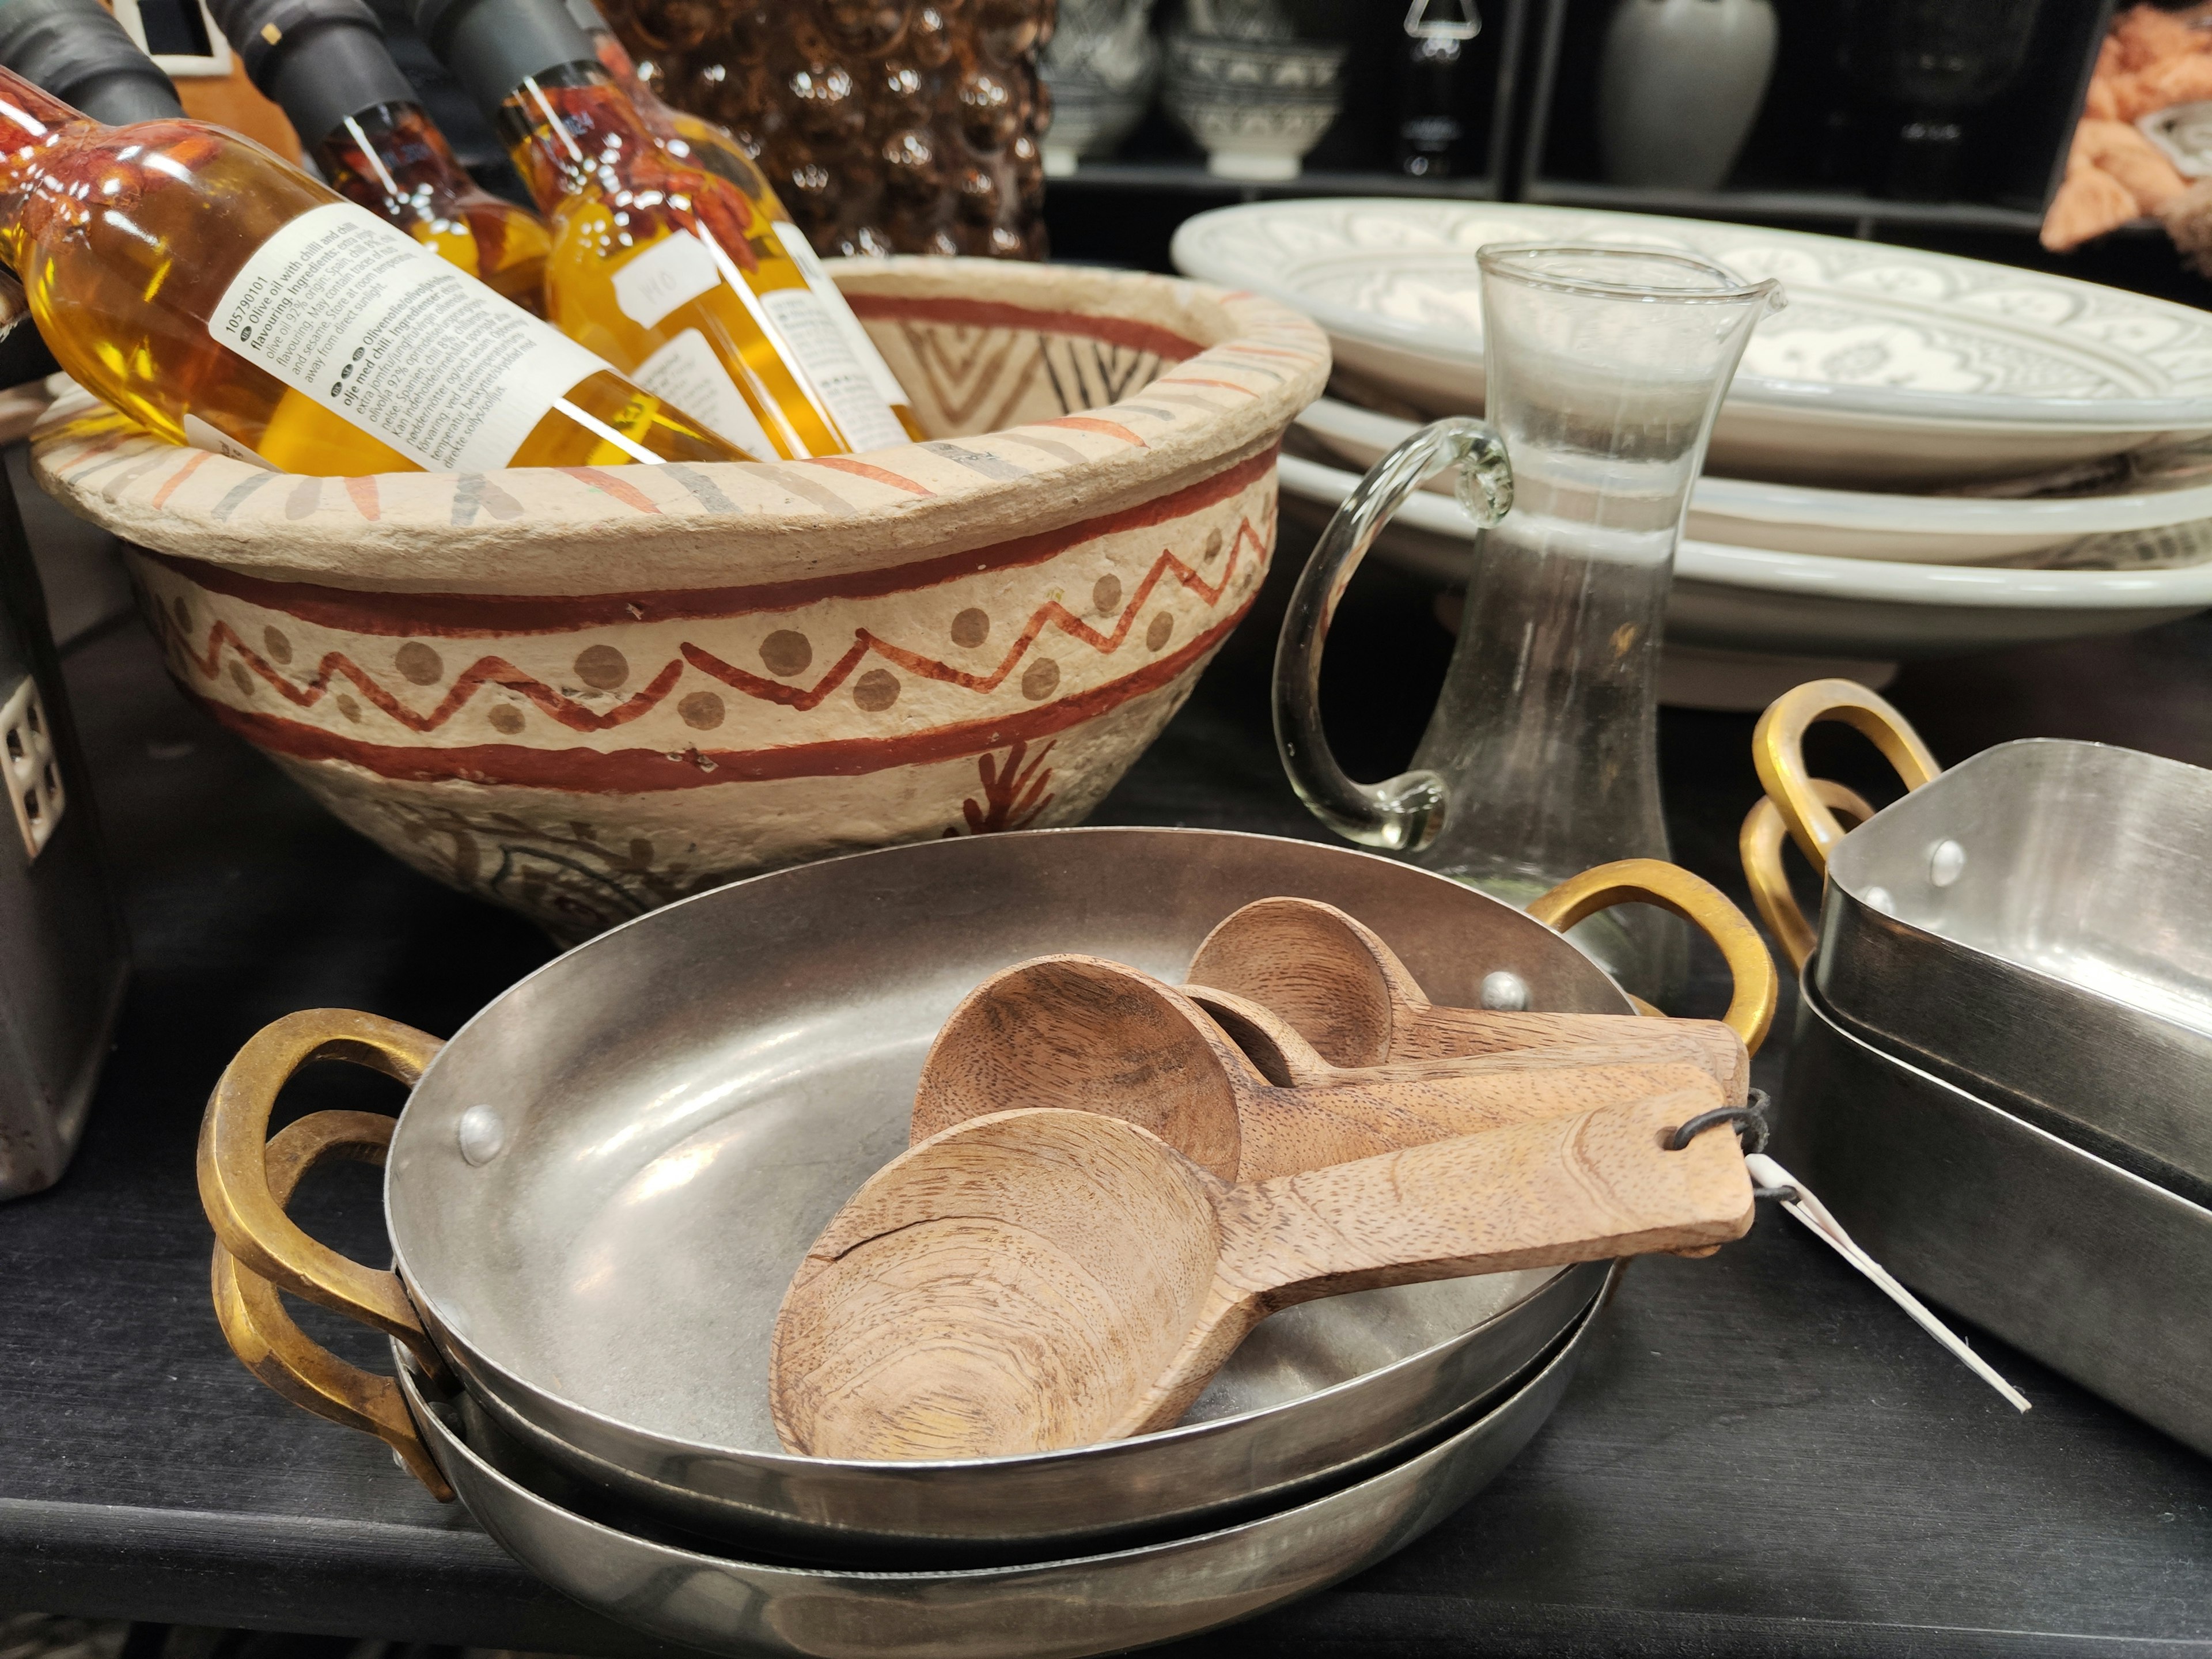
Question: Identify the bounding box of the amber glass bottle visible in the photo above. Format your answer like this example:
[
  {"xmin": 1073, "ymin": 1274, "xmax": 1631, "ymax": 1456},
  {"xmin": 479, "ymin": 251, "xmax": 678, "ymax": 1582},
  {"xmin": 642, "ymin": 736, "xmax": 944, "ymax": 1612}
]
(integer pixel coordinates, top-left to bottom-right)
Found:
[
  {"xmin": 0, "ymin": 69, "xmax": 748, "ymax": 474},
  {"xmin": 415, "ymin": 0, "xmax": 924, "ymax": 460},
  {"xmin": 204, "ymin": 0, "xmax": 551, "ymax": 312}
]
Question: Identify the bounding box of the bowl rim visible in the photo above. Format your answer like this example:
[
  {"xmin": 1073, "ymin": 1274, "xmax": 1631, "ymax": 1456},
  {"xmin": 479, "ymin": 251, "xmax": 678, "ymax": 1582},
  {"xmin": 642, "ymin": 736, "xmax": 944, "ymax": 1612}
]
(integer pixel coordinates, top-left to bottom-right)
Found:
[{"xmin": 29, "ymin": 257, "xmax": 1332, "ymax": 598}]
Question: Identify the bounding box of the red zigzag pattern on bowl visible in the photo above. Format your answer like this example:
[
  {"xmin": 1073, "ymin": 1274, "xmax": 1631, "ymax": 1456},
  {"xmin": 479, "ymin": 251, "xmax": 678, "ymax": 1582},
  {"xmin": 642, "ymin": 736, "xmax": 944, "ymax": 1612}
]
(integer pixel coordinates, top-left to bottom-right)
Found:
[{"xmin": 161, "ymin": 514, "xmax": 1267, "ymax": 738}]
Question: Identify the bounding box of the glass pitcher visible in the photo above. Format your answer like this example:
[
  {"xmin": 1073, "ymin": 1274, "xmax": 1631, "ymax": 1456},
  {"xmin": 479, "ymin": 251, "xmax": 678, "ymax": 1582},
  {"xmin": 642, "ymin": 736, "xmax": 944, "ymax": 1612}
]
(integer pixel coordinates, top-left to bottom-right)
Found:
[{"xmin": 1275, "ymin": 244, "xmax": 1782, "ymax": 1003}]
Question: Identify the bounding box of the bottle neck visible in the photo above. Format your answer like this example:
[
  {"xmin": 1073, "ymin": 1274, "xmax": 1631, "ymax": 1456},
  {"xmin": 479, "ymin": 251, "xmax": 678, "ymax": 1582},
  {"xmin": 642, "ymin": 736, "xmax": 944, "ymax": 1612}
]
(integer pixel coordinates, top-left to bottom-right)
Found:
[
  {"xmin": 0, "ymin": 67, "xmax": 95, "ymax": 266},
  {"xmin": 495, "ymin": 59, "xmax": 658, "ymax": 210},
  {"xmin": 315, "ymin": 100, "xmax": 483, "ymax": 225}
]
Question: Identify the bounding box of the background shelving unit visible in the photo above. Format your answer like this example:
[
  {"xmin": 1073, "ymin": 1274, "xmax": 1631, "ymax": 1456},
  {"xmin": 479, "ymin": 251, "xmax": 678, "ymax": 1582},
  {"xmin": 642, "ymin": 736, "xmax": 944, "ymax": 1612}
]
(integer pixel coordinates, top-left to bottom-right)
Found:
[
  {"xmin": 1512, "ymin": 0, "xmax": 2115, "ymax": 240},
  {"xmin": 1040, "ymin": 0, "xmax": 2140, "ymax": 276}
]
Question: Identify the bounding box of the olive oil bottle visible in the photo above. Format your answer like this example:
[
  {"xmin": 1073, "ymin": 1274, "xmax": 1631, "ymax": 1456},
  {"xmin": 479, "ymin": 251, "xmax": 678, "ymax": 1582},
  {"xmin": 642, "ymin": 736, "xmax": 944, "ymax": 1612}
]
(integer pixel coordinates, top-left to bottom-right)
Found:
[
  {"xmin": 0, "ymin": 69, "xmax": 749, "ymax": 474},
  {"xmin": 415, "ymin": 0, "xmax": 924, "ymax": 460},
  {"xmin": 206, "ymin": 0, "xmax": 552, "ymax": 312}
]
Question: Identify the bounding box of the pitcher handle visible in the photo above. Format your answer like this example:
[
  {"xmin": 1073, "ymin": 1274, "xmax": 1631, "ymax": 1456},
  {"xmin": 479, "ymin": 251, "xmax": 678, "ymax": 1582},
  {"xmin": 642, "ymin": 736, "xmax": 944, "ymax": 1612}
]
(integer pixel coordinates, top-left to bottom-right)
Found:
[
  {"xmin": 1527, "ymin": 858, "xmax": 1779, "ymax": 1054},
  {"xmin": 1753, "ymin": 679, "xmax": 1939, "ymax": 869},
  {"xmin": 1740, "ymin": 782, "xmax": 1878, "ymax": 973},
  {"xmin": 210, "ymin": 1109, "xmax": 452, "ymax": 1499},
  {"xmin": 1274, "ymin": 417, "xmax": 1512, "ymax": 851},
  {"xmin": 198, "ymin": 1008, "xmax": 445, "ymax": 1371}
]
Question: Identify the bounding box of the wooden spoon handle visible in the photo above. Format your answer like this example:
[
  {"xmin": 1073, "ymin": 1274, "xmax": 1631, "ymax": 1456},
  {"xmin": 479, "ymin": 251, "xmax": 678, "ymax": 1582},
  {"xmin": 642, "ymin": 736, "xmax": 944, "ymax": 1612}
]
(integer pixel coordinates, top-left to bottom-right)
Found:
[
  {"xmin": 1391, "ymin": 1009, "xmax": 1748, "ymax": 1103},
  {"xmin": 1233, "ymin": 1057, "xmax": 1725, "ymax": 1182},
  {"xmin": 1111, "ymin": 1084, "xmax": 1753, "ymax": 1437},
  {"xmin": 1222, "ymin": 1084, "xmax": 1751, "ymax": 1303}
]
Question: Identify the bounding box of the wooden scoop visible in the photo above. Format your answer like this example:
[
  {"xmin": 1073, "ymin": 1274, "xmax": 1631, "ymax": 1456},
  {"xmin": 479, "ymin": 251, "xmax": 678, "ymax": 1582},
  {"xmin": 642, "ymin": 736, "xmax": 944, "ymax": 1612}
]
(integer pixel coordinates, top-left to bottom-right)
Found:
[
  {"xmin": 911, "ymin": 955, "xmax": 1737, "ymax": 1182},
  {"xmin": 772, "ymin": 1090, "xmax": 1753, "ymax": 1458},
  {"xmin": 1188, "ymin": 896, "xmax": 1750, "ymax": 1098}
]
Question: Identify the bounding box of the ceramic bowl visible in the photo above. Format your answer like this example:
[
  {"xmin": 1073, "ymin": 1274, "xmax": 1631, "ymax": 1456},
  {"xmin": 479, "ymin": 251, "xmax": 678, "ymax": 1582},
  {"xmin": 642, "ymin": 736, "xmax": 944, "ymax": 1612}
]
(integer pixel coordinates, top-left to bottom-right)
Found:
[
  {"xmin": 1297, "ymin": 397, "xmax": 2212, "ymax": 567},
  {"xmin": 1175, "ymin": 200, "xmax": 2212, "ymax": 487},
  {"xmin": 32, "ymin": 259, "xmax": 1328, "ymax": 940},
  {"xmin": 1165, "ymin": 32, "xmax": 1346, "ymax": 181}
]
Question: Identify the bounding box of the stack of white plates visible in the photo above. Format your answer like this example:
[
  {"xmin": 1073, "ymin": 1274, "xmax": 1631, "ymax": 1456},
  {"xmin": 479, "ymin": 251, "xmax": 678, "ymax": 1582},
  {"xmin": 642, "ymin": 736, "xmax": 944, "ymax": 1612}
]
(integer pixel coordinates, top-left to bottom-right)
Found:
[{"xmin": 1172, "ymin": 201, "xmax": 2212, "ymax": 705}]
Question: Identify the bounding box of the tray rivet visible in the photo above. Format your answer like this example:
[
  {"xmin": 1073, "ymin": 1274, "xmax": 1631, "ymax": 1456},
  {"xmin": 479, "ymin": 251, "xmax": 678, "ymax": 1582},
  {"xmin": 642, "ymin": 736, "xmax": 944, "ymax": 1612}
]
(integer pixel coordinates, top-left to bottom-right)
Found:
[
  {"xmin": 1928, "ymin": 839, "xmax": 1967, "ymax": 889},
  {"xmin": 457, "ymin": 1104, "xmax": 508, "ymax": 1166},
  {"xmin": 1479, "ymin": 970, "xmax": 1530, "ymax": 1011}
]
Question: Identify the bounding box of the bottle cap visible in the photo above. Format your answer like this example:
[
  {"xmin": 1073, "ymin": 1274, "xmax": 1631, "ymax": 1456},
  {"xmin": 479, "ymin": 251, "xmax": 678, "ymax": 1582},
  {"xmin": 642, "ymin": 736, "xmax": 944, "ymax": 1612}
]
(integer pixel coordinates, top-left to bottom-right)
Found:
[
  {"xmin": 0, "ymin": 0, "xmax": 184, "ymax": 124},
  {"xmin": 410, "ymin": 0, "xmax": 596, "ymax": 119},
  {"xmin": 203, "ymin": 0, "xmax": 419, "ymax": 147}
]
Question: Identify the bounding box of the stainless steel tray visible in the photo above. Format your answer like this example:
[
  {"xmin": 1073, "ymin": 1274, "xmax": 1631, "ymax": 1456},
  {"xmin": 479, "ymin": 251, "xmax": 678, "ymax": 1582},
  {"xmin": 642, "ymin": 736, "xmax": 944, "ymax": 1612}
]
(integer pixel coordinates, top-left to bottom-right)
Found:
[
  {"xmin": 1816, "ymin": 738, "xmax": 2212, "ymax": 1205},
  {"xmin": 1777, "ymin": 982, "xmax": 2212, "ymax": 1456}
]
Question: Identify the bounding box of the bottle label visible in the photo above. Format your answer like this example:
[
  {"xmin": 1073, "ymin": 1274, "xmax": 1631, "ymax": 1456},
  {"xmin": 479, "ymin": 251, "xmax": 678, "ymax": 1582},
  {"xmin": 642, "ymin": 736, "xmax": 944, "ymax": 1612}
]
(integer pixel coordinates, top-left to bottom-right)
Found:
[
  {"xmin": 209, "ymin": 201, "xmax": 611, "ymax": 473},
  {"xmin": 632, "ymin": 329, "xmax": 774, "ymax": 460},
  {"xmin": 612, "ymin": 230, "xmax": 725, "ymax": 332},
  {"xmin": 181, "ymin": 413, "xmax": 276, "ymax": 469},
  {"xmin": 772, "ymin": 221, "xmax": 914, "ymax": 416},
  {"xmin": 757, "ymin": 284, "xmax": 909, "ymax": 453}
]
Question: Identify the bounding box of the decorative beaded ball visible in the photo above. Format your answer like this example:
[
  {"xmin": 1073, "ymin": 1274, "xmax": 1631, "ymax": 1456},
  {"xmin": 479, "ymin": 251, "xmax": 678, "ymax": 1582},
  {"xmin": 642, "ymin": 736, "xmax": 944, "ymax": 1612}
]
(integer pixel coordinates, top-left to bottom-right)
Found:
[{"xmin": 602, "ymin": 0, "xmax": 1054, "ymax": 259}]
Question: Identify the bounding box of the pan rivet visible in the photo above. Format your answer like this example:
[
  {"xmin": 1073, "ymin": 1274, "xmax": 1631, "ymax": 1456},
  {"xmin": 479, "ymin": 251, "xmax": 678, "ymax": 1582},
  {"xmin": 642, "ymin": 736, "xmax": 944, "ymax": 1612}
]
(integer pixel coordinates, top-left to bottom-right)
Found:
[
  {"xmin": 457, "ymin": 1104, "xmax": 507, "ymax": 1166},
  {"xmin": 1479, "ymin": 970, "xmax": 1530, "ymax": 1012},
  {"xmin": 1928, "ymin": 839, "xmax": 1967, "ymax": 889},
  {"xmin": 1862, "ymin": 885, "xmax": 1896, "ymax": 915}
]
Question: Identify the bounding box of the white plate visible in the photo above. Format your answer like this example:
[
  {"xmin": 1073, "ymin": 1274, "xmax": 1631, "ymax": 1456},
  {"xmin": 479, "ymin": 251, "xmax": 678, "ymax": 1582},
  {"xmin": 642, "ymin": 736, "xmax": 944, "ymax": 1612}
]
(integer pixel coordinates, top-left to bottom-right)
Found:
[
  {"xmin": 1176, "ymin": 201, "xmax": 2212, "ymax": 488},
  {"xmin": 1275, "ymin": 453, "xmax": 2212, "ymax": 663},
  {"xmin": 1295, "ymin": 397, "xmax": 2212, "ymax": 566}
]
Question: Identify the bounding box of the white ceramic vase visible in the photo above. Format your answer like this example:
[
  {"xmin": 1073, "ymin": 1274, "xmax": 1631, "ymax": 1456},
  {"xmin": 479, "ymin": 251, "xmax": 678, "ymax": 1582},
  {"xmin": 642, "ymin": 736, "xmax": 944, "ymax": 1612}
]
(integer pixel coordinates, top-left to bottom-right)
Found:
[{"xmin": 1596, "ymin": 0, "xmax": 1777, "ymax": 191}]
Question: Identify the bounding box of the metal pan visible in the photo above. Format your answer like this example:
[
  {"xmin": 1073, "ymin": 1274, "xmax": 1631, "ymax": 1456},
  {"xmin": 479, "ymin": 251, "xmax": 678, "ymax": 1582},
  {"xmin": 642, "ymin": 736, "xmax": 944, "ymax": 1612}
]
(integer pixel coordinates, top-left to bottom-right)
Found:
[
  {"xmin": 389, "ymin": 1285, "xmax": 1611, "ymax": 1659},
  {"xmin": 1777, "ymin": 984, "xmax": 2212, "ymax": 1457},
  {"xmin": 200, "ymin": 828, "xmax": 1772, "ymax": 1563},
  {"xmin": 1741, "ymin": 679, "xmax": 2212, "ymax": 1205},
  {"xmin": 1816, "ymin": 740, "xmax": 2212, "ymax": 1206}
]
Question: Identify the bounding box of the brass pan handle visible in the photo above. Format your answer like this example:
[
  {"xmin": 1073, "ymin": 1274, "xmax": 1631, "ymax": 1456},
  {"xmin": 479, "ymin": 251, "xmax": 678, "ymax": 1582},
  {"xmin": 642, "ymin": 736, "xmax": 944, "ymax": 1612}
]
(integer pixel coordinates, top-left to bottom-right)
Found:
[
  {"xmin": 199, "ymin": 1009, "xmax": 445, "ymax": 1367},
  {"xmin": 1740, "ymin": 782, "xmax": 1878, "ymax": 974},
  {"xmin": 1526, "ymin": 858, "xmax": 1780, "ymax": 1055},
  {"xmin": 210, "ymin": 1109, "xmax": 452, "ymax": 1499},
  {"xmin": 1752, "ymin": 679, "xmax": 1939, "ymax": 869}
]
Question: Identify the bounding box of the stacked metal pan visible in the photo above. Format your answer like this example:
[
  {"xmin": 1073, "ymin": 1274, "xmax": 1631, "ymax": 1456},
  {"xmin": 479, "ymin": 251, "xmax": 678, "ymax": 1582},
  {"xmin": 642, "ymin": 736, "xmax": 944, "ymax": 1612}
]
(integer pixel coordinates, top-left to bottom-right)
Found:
[
  {"xmin": 202, "ymin": 827, "xmax": 1756, "ymax": 1658},
  {"xmin": 1745, "ymin": 683, "xmax": 2212, "ymax": 1456}
]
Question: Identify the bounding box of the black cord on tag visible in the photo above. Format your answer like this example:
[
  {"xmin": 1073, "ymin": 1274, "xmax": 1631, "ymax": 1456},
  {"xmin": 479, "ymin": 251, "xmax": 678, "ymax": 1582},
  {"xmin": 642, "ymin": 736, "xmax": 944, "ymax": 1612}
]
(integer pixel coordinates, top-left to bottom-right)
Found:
[{"xmin": 1665, "ymin": 1089, "xmax": 1796, "ymax": 1199}]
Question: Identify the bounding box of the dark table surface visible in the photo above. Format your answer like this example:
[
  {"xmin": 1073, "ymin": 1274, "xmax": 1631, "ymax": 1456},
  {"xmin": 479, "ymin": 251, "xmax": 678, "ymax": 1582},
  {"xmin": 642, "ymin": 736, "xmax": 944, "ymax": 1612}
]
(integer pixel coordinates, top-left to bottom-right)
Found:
[{"xmin": 3, "ymin": 501, "xmax": 2211, "ymax": 1659}]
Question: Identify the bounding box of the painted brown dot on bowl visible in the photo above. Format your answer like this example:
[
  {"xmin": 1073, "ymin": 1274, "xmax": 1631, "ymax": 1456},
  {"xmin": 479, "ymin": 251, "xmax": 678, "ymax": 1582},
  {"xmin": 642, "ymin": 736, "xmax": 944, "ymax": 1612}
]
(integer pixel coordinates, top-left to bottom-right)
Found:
[
  {"xmin": 679, "ymin": 691, "xmax": 725, "ymax": 730},
  {"xmin": 1146, "ymin": 611, "xmax": 1175, "ymax": 652},
  {"xmin": 335, "ymin": 694, "xmax": 361, "ymax": 722},
  {"xmin": 853, "ymin": 668, "xmax": 901, "ymax": 712},
  {"xmin": 1205, "ymin": 528, "xmax": 1224, "ymax": 560},
  {"xmin": 575, "ymin": 644, "xmax": 628, "ymax": 690},
  {"xmin": 1092, "ymin": 574, "xmax": 1122, "ymax": 616},
  {"xmin": 950, "ymin": 607, "xmax": 990, "ymax": 647},
  {"xmin": 1021, "ymin": 657, "xmax": 1060, "ymax": 700},
  {"xmin": 262, "ymin": 626, "xmax": 293, "ymax": 666},
  {"xmin": 228, "ymin": 662, "xmax": 253, "ymax": 696},
  {"xmin": 396, "ymin": 641, "xmax": 443, "ymax": 685},
  {"xmin": 488, "ymin": 704, "xmax": 525, "ymax": 735},
  {"xmin": 761, "ymin": 630, "xmax": 814, "ymax": 677}
]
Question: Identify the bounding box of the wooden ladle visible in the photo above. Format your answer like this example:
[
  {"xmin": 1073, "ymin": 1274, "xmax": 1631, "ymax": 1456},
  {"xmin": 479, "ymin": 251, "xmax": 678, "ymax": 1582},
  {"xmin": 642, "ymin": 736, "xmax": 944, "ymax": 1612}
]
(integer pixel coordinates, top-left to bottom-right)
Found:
[
  {"xmin": 911, "ymin": 955, "xmax": 1740, "ymax": 1182},
  {"xmin": 772, "ymin": 1090, "xmax": 1752, "ymax": 1459},
  {"xmin": 1187, "ymin": 895, "xmax": 1755, "ymax": 1094}
]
